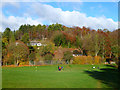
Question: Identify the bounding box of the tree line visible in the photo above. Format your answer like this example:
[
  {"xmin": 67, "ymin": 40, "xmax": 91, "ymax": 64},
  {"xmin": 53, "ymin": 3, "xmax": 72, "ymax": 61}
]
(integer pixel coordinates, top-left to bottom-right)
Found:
[{"xmin": 1, "ymin": 23, "xmax": 120, "ymax": 70}]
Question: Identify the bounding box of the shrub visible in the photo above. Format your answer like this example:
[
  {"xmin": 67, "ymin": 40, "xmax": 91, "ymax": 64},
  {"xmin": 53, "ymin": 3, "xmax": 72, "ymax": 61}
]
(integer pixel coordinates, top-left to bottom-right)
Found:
[
  {"xmin": 73, "ymin": 56, "xmax": 102, "ymax": 64},
  {"xmin": 63, "ymin": 51, "xmax": 73, "ymax": 63},
  {"xmin": 44, "ymin": 54, "xmax": 53, "ymax": 60},
  {"xmin": 94, "ymin": 56, "xmax": 101, "ymax": 64},
  {"xmin": 73, "ymin": 56, "xmax": 86, "ymax": 64},
  {"xmin": 87, "ymin": 56, "xmax": 94, "ymax": 64}
]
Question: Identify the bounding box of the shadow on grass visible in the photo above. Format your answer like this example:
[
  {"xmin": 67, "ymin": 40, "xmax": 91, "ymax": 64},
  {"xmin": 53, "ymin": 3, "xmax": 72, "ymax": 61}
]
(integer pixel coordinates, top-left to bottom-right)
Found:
[
  {"xmin": 84, "ymin": 65, "xmax": 120, "ymax": 88},
  {"xmin": 105, "ymin": 64, "xmax": 117, "ymax": 68}
]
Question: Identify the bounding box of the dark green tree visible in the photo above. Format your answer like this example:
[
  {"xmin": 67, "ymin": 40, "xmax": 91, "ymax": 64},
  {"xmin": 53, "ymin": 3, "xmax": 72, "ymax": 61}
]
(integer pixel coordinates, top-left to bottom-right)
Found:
[
  {"xmin": 21, "ymin": 33, "xmax": 29, "ymax": 44},
  {"xmin": 53, "ymin": 33, "xmax": 63, "ymax": 46},
  {"xmin": 9, "ymin": 31, "xmax": 16, "ymax": 43},
  {"xmin": 2, "ymin": 28, "xmax": 11, "ymax": 42},
  {"xmin": 76, "ymin": 36, "xmax": 82, "ymax": 49}
]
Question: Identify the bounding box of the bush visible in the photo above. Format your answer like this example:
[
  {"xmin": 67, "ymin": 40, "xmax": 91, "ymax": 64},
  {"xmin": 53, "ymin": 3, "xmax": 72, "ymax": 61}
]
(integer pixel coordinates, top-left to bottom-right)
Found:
[
  {"xmin": 94, "ymin": 56, "xmax": 101, "ymax": 64},
  {"xmin": 28, "ymin": 52, "xmax": 36, "ymax": 61},
  {"xmin": 44, "ymin": 54, "xmax": 53, "ymax": 60},
  {"xmin": 19, "ymin": 61, "xmax": 29, "ymax": 65},
  {"xmin": 87, "ymin": 56, "xmax": 94, "ymax": 64},
  {"xmin": 63, "ymin": 51, "xmax": 73, "ymax": 63},
  {"xmin": 73, "ymin": 56, "xmax": 85, "ymax": 64},
  {"xmin": 73, "ymin": 56, "xmax": 102, "ymax": 64}
]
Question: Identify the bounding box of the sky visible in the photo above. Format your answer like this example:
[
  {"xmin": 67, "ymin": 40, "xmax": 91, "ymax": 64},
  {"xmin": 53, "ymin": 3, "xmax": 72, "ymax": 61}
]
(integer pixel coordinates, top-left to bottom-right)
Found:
[{"xmin": 0, "ymin": 0, "xmax": 119, "ymax": 32}]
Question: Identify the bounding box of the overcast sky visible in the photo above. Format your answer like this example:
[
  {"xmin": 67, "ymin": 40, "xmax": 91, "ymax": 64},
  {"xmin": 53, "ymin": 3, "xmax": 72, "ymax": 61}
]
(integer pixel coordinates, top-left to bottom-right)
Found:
[{"xmin": 0, "ymin": 0, "xmax": 119, "ymax": 32}]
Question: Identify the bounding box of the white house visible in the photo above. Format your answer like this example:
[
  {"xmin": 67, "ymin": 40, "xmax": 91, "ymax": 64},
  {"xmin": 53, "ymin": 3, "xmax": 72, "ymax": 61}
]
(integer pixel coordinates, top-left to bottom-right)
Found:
[
  {"xmin": 73, "ymin": 54, "xmax": 82, "ymax": 57},
  {"xmin": 27, "ymin": 41, "xmax": 46, "ymax": 46}
]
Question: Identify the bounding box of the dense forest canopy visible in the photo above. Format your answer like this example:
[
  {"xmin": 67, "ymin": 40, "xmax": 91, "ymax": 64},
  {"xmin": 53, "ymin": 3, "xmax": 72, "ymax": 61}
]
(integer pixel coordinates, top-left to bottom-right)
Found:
[{"xmin": 1, "ymin": 23, "xmax": 120, "ymax": 69}]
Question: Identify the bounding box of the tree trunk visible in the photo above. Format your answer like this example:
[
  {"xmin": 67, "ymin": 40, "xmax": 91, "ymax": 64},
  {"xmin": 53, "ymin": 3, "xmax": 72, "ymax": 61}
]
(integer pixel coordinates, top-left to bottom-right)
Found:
[
  {"xmin": 95, "ymin": 51, "xmax": 98, "ymax": 56},
  {"xmin": 15, "ymin": 60, "xmax": 19, "ymax": 66},
  {"xmin": 95, "ymin": 53, "xmax": 97, "ymax": 56}
]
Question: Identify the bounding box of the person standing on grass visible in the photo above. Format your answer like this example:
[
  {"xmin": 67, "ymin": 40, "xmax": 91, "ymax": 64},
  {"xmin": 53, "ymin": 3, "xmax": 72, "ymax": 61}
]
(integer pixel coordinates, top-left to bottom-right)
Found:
[{"xmin": 58, "ymin": 66, "xmax": 63, "ymax": 71}]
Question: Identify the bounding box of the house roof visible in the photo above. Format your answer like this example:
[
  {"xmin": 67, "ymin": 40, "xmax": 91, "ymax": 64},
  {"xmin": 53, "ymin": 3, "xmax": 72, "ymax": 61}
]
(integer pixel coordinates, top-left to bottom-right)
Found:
[
  {"xmin": 54, "ymin": 47, "xmax": 79, "ymax": 55},
  {"xmin": 30, "ymin": 40, "xmax": 41, "ymax": 43}
]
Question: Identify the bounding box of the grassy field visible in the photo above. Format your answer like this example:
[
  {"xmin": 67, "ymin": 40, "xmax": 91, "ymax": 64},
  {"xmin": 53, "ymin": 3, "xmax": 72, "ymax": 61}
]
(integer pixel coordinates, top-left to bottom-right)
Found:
[{"xmin": 2, "ymin": 64, "xmax": 119, "ymax": 88}]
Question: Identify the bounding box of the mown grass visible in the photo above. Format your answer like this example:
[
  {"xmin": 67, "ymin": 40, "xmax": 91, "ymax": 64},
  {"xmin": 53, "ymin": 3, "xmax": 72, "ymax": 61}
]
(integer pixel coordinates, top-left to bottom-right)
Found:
[{"xmin": 2, "ymin": 64, "xmax": 119, "ymax": 88}]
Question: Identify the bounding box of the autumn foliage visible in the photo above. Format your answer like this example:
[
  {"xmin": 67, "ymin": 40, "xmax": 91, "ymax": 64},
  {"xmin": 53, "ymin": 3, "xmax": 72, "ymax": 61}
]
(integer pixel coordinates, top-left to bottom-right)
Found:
[
  {"xmin": 2, "ymin": 24, "xmax": 119, "ymax": 66},
  {"xmin": 73, "ymin": 56, "xmax": 103, "ymax": 64}
]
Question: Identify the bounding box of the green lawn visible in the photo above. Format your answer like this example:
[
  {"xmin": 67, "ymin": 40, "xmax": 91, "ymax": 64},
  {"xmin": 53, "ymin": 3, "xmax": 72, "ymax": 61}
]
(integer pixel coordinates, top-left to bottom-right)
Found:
[{"xmin": 2, "ymin": 64, "xmax": 119, "ymax": 88}]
